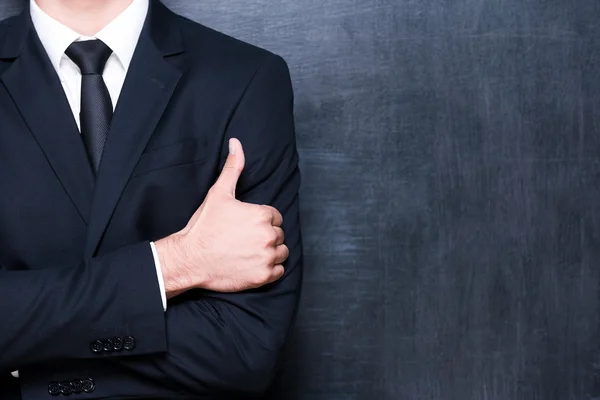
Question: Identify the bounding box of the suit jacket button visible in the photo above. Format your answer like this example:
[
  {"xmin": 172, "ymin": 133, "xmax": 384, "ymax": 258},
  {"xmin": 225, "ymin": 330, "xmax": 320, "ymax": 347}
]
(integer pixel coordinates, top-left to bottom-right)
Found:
[
  {"xmin": 90, "ymin": 339, "xmax": 103, "ymax": 353},
  {"xmin": 112, "ymin": 336, "xmax": 123, "ymax": 351},
  {"xmin": 102, "ymin": 338, "xmax": 114, "ymax": 352},
  {"xmin": 48, "ymin": 382, "xmax": 60, "ymax": 396},
  {"xmin": 123, "ymin": 336, "xmax": 136, "ymax": 351},
  {"xmin": 59, "ymin": 381, "xmax": 72, "ymax": 395},
  {"xmin": 71, "ymin": 379, "xmax": 83, "ymax": 394},
  {"xmin": 81, "ymin": 378, "xmax": 96, "ymax": 393}
]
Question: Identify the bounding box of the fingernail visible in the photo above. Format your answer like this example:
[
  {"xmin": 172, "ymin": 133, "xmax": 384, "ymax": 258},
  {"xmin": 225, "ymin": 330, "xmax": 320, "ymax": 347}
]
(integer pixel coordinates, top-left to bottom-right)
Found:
[{"xmin": 229, "ymin": 139, "xmax": 236, "ymax": 155}]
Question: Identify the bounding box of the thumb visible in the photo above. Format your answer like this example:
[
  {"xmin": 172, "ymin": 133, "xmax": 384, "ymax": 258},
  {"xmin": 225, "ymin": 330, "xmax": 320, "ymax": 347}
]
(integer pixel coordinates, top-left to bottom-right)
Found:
[{"xmin": 214, "ymin": 138, "xmax": 245, "ymax": 197}]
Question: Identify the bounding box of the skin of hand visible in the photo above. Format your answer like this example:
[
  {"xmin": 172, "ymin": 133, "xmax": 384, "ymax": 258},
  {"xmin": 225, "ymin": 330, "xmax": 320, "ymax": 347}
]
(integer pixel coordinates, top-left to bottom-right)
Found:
[{"xmin": 155, "ymin": 138, "xmax": 288, "ymax": 297}]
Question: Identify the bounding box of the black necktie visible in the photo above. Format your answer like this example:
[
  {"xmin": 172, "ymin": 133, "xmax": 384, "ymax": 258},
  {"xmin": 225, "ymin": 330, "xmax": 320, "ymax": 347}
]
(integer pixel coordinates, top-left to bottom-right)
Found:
[{"xmin": 65, "ymin": 40, "xmax": 114, "ymax": 173}]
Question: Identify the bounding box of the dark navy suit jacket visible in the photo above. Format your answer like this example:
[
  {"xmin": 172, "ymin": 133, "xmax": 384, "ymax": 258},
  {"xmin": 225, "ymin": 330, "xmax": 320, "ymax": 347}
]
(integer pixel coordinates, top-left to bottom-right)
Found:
[{"xmin": 0, "ymin": 1, "xmax": 303, "ymax": 398}]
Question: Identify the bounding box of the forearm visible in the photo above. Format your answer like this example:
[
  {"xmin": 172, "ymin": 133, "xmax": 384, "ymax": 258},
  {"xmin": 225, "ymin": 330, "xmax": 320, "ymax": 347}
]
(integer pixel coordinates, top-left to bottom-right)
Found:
[
  {"xmin": 0, "ymin": 242, "xmax": 166, "ymax": 373},
  {"xmin": 19, "ymin": 208, "xmax": 302, "ymax": 399}
]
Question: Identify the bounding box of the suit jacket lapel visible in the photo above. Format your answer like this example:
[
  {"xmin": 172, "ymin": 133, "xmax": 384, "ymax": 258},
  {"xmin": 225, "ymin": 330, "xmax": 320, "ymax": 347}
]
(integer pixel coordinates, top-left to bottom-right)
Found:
[
  {"xmin": 0, "ymin": 11, "xmax": 95, "ymax": 223},
  {"xmin": 84, "ymin": 0, "xmax": 184, "ymax": 258}
]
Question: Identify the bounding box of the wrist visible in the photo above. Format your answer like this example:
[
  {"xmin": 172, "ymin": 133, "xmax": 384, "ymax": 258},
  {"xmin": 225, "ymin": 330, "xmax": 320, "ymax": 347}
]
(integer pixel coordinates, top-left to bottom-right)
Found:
[{"xmin": 155, "ymin": 233, "xmax": 192, "ymax": 297}]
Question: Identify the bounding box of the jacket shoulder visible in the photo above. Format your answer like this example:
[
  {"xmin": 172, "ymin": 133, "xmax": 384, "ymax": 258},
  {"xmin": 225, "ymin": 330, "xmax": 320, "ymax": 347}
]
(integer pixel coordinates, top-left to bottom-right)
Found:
[
  {"xmin": 176, "ymin": 15, "xmax": 285, "ymax": 71},
  {"xmin": 0, "ymin": 13, "xmax": 19, "ymax": 29},
  {"xmin": 0, "ymin": 14, "xmax": 22, "ymax": 73},
  {"xmin": 0, "ymin": 13, "xmax": 21, "ymax": 41}
]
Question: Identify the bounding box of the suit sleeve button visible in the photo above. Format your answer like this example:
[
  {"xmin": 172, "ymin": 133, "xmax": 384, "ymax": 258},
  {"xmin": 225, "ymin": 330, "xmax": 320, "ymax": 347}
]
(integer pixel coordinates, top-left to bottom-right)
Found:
[
  {"xmin": 102, "ymin": 338, "xmax": 114, "ymax": 352},
  {"xmin": 90, "ymin": 339, "xmax": 103, "ymax": 353},
  {"xmin": 112, "ymin": 336, "xmax": 123, "ymax": 351},
  {"xmin": 59, "ymin": 381, "xmax": 72, "ymax": 395},
  {"xmin": 48, "ymin": 382, "xmax": 60, "ymax": 396},
  {"xmin": 123, "ymin": 336, "xmax": 136, "ymax": 351},
  {"xmin": 81, "ymin": 378, "xmax": 96, "ymax": 393},
  {"xmin": 71, "ymin": 379, "xmax": 83, "ymax": 393}
]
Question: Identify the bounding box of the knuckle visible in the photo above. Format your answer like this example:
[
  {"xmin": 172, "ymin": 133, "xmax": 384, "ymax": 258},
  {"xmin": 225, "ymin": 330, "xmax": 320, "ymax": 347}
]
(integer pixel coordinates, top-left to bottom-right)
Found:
[
  {"xmin": 222, "ymin": 160, "xmax": 237, "ymax": 171},
  {"xmin": 258, "ymin": 207, "xmax": 272, "ymax": 221},
  {"xmin": 264, "ymin": 228, "xmax": 277, "ymax": 245},
  {"xmin": 273, "ymin": 265, "xmax": 285, "ymax": 279},
  {"xmin": 274, "ymin": 210, "xmax": 283, "ymax": 220},
  {"xmin": 281, "ymin": 245, "xmax": 290, "ymax": 260},
  {"xmin": 263, "ymin": 247, "xmax": 277, "ymax": 265},
  {"xmin": 253, "ymin": 268, "xmax": 271, "ymax": 285}
]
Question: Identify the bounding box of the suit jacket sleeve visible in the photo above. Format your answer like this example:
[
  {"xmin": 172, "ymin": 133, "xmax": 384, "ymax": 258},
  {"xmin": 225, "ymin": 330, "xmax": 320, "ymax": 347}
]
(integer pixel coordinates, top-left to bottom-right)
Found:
[
  {"xmin": 18, "ymin": 54, "xmax": 304, "ymax": 399},
  {"xmin": 0, "ymin": 242, "xmax": 167, "ymax": 372}
]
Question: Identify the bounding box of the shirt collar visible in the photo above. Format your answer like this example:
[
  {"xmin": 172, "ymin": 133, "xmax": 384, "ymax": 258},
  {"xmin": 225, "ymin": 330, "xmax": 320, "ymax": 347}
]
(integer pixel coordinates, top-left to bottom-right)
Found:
[{"xmin": 30, "ymin": 0, "xmax": 149, "ymax": 73}]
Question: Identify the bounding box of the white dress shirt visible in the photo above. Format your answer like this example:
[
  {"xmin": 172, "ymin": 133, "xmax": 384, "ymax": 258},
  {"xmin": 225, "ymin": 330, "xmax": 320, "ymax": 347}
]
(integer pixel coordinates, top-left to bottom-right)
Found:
[{"xmin": 12, "ymin": 0, "xmax": 167, "ymax": 379}]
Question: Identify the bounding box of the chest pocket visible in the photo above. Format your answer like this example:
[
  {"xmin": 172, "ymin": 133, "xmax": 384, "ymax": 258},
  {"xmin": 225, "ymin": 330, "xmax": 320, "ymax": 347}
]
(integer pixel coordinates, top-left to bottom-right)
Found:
[{"xmin": 132, "ymin": 138, "xmax": 208, "ymax": 177}]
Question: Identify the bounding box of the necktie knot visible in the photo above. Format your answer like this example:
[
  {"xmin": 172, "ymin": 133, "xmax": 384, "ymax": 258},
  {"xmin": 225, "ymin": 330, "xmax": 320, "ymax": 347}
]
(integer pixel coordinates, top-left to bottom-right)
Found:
[{"xmin": 65, "ymin": 40, "xmax": 113, "ymax": 75}]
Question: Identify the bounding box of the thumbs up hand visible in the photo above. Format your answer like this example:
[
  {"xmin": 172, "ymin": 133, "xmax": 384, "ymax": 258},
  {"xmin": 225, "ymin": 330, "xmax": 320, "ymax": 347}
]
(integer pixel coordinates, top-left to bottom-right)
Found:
[{"xmin": 156, "ymin": 139, "xmax": 288, "ymax": 296}]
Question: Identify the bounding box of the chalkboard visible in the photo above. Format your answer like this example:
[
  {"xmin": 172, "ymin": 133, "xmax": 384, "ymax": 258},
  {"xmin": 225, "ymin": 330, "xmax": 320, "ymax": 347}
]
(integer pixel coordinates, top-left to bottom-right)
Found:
[{"xmin": 2, "ymin": 1, "xmax": 600, "ymax": 399}]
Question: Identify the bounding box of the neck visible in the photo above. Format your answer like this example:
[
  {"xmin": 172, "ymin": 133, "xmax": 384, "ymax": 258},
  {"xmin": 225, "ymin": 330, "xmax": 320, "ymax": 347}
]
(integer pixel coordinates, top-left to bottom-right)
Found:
[{"xmin": 34, "ymin": 0, "xmax": 134, "ymax": 36}]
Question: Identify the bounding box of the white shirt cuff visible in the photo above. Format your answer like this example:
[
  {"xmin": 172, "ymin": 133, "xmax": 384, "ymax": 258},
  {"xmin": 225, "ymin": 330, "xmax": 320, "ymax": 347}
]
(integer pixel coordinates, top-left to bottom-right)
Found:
[
  {"xmin": 150, "ymin": 241, "xmax": 167, "ymax": 311},
  {"xmin": 11, "ymin": 370, "xmax": 18, "ymax": 378}
]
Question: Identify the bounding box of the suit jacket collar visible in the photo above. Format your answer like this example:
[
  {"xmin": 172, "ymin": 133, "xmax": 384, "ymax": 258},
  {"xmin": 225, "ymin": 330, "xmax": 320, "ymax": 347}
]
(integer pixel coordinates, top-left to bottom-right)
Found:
[
  {"xmin": 0, "ymin": 0, "xmax": 186, "ymax": 256},
  {"xmin": 84, "ymin": 0, "xmax": 185, "ymax": 257},
  {"xmin": 145, "ymin": 0, "xmax": 185, "ymax": 57}
]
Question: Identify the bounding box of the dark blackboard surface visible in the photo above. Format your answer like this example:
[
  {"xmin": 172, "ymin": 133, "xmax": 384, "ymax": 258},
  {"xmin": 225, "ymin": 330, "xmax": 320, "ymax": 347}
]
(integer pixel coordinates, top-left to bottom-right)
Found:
[{"xmin": 2, "ymin": 1, "xmax": 600, "ymax": 399}]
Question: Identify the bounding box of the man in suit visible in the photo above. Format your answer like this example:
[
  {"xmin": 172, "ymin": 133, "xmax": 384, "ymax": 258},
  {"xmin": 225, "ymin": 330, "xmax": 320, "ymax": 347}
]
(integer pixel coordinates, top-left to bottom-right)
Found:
[{"xmin": 0, "ymin": 0, "xmax": 303, "ymax": 398}]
